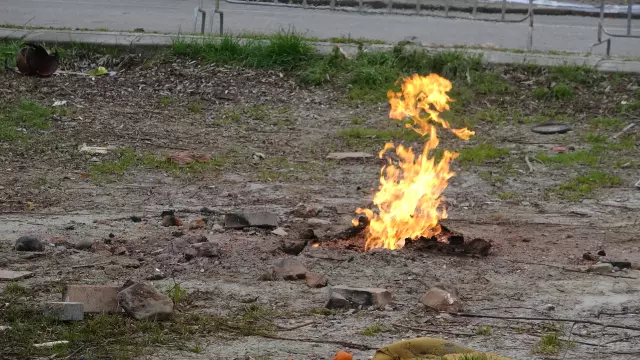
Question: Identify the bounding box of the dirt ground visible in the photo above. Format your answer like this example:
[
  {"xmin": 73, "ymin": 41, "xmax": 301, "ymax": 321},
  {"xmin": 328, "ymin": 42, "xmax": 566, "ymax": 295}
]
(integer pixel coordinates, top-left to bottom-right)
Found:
[{"xmin": 1, "ymin": 55, "xmax": 640, "ymax": 360}]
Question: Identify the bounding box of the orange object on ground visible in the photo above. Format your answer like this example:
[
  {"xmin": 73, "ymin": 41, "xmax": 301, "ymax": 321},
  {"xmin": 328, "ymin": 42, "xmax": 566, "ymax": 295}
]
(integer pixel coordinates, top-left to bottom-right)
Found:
[{"xmin": 333, "ymin": 350, "xmax": 353, "ymax": 360}]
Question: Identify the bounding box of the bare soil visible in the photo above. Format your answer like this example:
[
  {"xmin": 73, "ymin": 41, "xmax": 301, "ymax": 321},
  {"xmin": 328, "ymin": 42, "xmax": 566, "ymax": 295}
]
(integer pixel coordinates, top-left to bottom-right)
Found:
[{"xmin": 1, "ymin": 56, "xmax": 640, "ymax": 360}]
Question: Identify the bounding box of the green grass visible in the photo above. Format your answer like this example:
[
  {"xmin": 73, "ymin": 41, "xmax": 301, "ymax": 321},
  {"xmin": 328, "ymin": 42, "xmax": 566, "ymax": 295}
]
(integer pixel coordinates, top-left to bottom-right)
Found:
[
  {"xmin": 552, "ymin": 171, "xmax": 622, "ymax": 201},
  {"xmin": 458, "ymin": 144, "xmax": 510, "ymax": 166},
  {"xmin": 497, "ymin": 192, "xmax": 517, "ymax": 200},
  {"xmin": 360, "ymin": 323, "xmax": 385, "ymax": 336},
  {"xmin": 0, "ymin": 99, "xmax": 52, "ymax": 141},
  {"xmin": 549, "ymin": 65, "xmax": 600, "ymax": 85},
  {"xmin": 255, "ymin": 156, "xmax": 330, "ymax": 182},
  {"xmin": 550, "ymin": 83, "xmax": 574, "ymax": 100},
  {"xmin": 536, "ymin": 149, "xmax": 600, "ymax": 168},
  {"xmin": 534, "ymin": 331, "xmax": 574, "ymax": 355},
  {"xmin": 589, "ymin": 117, "xmax": 624, "ymax": 130},
  {"xmin": 476, "ymin": 325, "xmax": 492, "ymax": 335},
  {"xmin": 338, "ymin": 126, "xmax": 423, "ymax": 144}
]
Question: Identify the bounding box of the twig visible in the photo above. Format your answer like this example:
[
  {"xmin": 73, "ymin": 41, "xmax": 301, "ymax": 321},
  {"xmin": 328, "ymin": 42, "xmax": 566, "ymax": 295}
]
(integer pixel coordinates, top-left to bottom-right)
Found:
[
  {"xmin": 392, "ymin": 323, "xmax": 474, "ymax": 336},
  {"xmin": 451, "ymin": 313, "xmax": 640, "ymax": 332},
  {"xmin": 525, "ymin": 155, "xmax": 534, "ymax": 173},
  {"xmin": 276, "ymin": 321, "xmax": 316, "ymax": 331},
  {"xmin": 611, "ymin": 123, "xmax": 636, "ymax": 139},
  {"xmin": 507, "ymin": 260, "xmax": 637, "ymax": 279},
  {"xmin": 71, "ymin": 261, "xmax": 110, "ymax": 269},
  {"xmin": 259, "ymin": 334, "xmax": 377, "ymax": 350}
]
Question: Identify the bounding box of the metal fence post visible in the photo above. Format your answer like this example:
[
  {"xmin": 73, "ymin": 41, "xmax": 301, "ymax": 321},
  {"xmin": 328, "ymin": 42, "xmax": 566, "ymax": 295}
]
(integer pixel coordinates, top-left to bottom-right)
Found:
[
  {"xmin": 444, "ymin": 0, "xmax": 450, "ymax": 17},
  {"xmin": 501, "ymin": 0, "xmax": 506, "ymax": 21},
  {"xmin": 627, "ymin": 0, "xmax": 633, "ymax": 36},
  {"xmin": 358, "ymin": 0, "xmax": 363, "ymax": 12},
  {"xmin": 472, "ymin": 0, "xmax": 478, "ymax": 18},
  {"xmin": 387, "ymin": 0, "xmax": 393, "ymax": 13},
  {"xmin": 527, "ymin": 0, "xmax": 534, "ymax": 50},
  {"xmin": 330, "ymin": 0, "xmax": 336, "ymax": 10},
  {"xmin": 416, "ymin": 0, "xmax": 421, "ymax": 14}
]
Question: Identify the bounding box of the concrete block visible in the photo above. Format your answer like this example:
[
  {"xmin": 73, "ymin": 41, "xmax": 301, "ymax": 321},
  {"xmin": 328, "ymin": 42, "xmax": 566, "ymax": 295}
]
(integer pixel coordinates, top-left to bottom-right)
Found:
[
  {"xmin": 42, "ymin": 302, "xmax": 84, "ymax": 321},
  {"xmin": 62, "ymin": 284, "xmax": 121, "ymax": 313}
]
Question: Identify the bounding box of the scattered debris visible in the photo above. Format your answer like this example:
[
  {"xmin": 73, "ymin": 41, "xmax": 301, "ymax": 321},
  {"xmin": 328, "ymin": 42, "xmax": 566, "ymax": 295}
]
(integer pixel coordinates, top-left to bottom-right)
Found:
[
  {"xmin": 262, "ymin": 258, "xmax": 308, "ymax": 281},
  {"xmin": 252, "ymin": 152, "xmax": 266, "ymax": 161},
  {"xmin": 531, "ymin": 123, "xmax": 572, "ymax": 134},
  {"xmin": 420, "ymin": 285, "xmax": 463, "ymax": 312},
  {"xmin": 189, "ymin": 218, "xmax": 206, "ymax": 229},
  {"xmin": 293, "ymin": 203, "xmax": 323, "ymax": 218},
  {"xmin": 611, "ymin": 123, "xmax": 636, "ymax": 139},
  {"xmin": 166, "ymin": 151, "xmax": 211, "ymax": 165},
  {"xmin": 588, "ymin": 262, "xmax": 614, "ymax": 274},
  {"xmin": 42, "ymin": 302, "xmax": 84, "ymax": 321},
  {"xmin": 552, "ymin": 146, "xmax": 567, "ymax": 151},
  {"xmin": 191, "ymin": 242, "xmax": 220, "ymax": 258},
  {"xmin": 271, "ymin": 227, "xmax": 288, "ymax": 236},
  {"xmin": 117, "ymin": 282, "xmax": 174, "ymax": 321},
  {"xmin": 161, "ymin": 210, "xmax": 183, "ymax": 227},
  {"xmin": 305, "ymin": 272, "xmax": 328, "ymax": 288},
  {"xmin": 62, "ymin": 284, "xmax": 121, "ymax": 313},
  {"xmin": 16, "ymin": 43, "xmax": 59, "ymax": 77},
  {"xmin": 278, "ymin": 239, "xmax": 308, "ymax": 255},
  {"xmin": 52, "ymin": 100, "xmax": 67, "ymax": 107},
  {"xmin": 326, "ymin": 152, "xmax": 373, "ymax": 160},
  {"xmin": 224, "ymin": 212, "xmax": 278, "ymax": 229},
  {"xmin": 34, "ymin": 341, "xmax": 69, "ymax": 348},
  {"xmin": 14, "ymin": 236, "xmax": 44, "ymax": 252},
  {"xmin": 0, "ymin": 269, "xmax": 34, "ymax": 281},
  {"xmin": 601, "ymin": 259, "xmax": 632, "ymax": 269},
  {"xmin": 583, "ymin": 252, "xmax": 599, "ymax": 261},
  {"xmin": 306, "ymin": 218, "xmax": 331, "ymax": 228},
  {"xmin": 146, "ymin": 269, "xmax": 166, "ymax": 281},
  {"xmin": 327, "ymin": 285, "xmax": 392, "ymax": 309},
  {"xmin": 78, "ymin": 143, "xmax": 110, "ymax": 154},
  {"xmin": 524, "ymin": 155, "xmax": 534, "ymax": 172}
]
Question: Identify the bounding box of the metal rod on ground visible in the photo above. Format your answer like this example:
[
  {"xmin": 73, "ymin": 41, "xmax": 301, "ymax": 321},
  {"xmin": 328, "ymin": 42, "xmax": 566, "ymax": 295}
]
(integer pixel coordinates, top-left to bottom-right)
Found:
[
  {"xmin": 627, "ymin": 0, "xmax": 633, "ymax": 36},
  {"xmin": 501, "ymin": 0, "xmax": 506, "ymax": 21},
  {"xmin": 387, "ymin": 0, "xmax": 393, "ymax": 13}
]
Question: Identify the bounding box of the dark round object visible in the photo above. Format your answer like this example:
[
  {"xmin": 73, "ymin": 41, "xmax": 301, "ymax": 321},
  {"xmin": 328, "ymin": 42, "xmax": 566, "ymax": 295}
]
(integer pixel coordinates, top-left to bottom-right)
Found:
[
  {"xmin": 531, "ymin": 123, "xmax": 572, "ymax": 134},
  {"xmin": 15, "ymin": 236, "xmax": 44, "ymax": 252}
]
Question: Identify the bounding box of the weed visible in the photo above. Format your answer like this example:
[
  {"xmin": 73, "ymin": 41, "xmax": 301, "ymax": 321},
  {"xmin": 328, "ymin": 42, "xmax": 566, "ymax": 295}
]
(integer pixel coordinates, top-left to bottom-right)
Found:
[
  {"xmin": 532, "ymin": 87, "xmax": 549, "ymax": 100},
  {"xmin": 552, "ymin": 171, "xmax": 622, "ymax": 201},
  {"xmin": 475, "ymin": 109, "xmax": 509, "ymax": 125},
  {"xmin": 360, "ymin": 323, "xmax": 385, "ymax": 336},
  {"xmin": 459, "ymin": 354, "xmax": 489, "ymax": 360},
  {"xmin": 616, "ymin": 99, "xmax": 640, "ymax": 114},
  {"xmin": 536, "ymin": 149, "xmax": 600, "ymax": 168},
  {"xmin": 497, "ymin": 192, "xmax": 517, "ymax": 200},
  {"xmin": 550, "ymin": 83, "xmax": 574, "ymax": 100},
  {"xmin": 534, "ymin": 332, "xmax": 561, "ymax": 354},
  {"xmin": 550, "ymin": 65, "xmax": 600, "ymax": 85},
  {"xmin": 471, "ymin": 72, "xmax": 511, "ymax": 94},
  {"xmin": 160, "ymin": 97, "xmax": 176, "ymax": 106},
  {"xmin": 3, "ymin": 282, "xmax": 28, "ymax": 297},
  {"xmin": 458, "ymin": 144, "xmax": 510, "ymax": 166},
  {"xmin": 188, "ymin": 101, "xmax": 203, "ymax": 114},
  {"xmin": 90, "ymin": 148, "xmax": 138, "ymax": 180},
  {"xmin": 476, "ymin": 325, "xmax": 492, "ymax": 335},
  {"xmin": 165, "ymin": 284, "xmax": 188, "ymax": 305},
  {"xmin": 0, "ymin": 99, "xmax": 52, "ymax": 141},
  {"xmin": 589, "ymin": 117, "xmax": 623, "ymax": 130}
]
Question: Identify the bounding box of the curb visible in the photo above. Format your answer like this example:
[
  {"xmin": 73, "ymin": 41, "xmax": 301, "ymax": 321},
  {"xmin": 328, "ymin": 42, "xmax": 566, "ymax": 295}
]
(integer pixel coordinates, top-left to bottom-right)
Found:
[{"xmin": 2, "ymin": 28, "xmax": 640, "ymax": 74}]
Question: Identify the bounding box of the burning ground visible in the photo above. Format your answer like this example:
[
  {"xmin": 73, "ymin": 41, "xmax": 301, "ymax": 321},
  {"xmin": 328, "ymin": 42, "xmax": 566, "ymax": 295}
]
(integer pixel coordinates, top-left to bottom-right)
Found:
[{"xmin": 1, "ymin": 37, "xmax": 640, "ymax": 360}]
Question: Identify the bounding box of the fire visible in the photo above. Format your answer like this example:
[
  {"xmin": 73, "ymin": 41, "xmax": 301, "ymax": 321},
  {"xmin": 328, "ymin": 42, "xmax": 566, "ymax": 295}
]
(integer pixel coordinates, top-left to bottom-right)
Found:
[{"xmin": 354, "ymin": 73, "xmax": 474, "ymax": 251}]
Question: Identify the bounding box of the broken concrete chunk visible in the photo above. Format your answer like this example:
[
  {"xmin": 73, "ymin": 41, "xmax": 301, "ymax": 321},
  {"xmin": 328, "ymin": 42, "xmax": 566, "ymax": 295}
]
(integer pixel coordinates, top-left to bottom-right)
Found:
[
  {"xmin": 271, "ymin": 227, "xmax": 288, "ymax": 236},
  {"xmin": 224, "ymin": 212, "xmax": 278, "ymax": 229},
  {"xmin": 42, "ymin": 302, "xmax": 84, "ymax": 321},
  {"xmin": 306, "ymin": 218, "xmax": 331, "ymax": 228},
  {"xmin": 15, "ymin": 236, "xmax": 44, "ymax": 252},
  {"xmin": 328, "ymin": 285, "xmax": 392, "ymax": 308},
  {"xmin": 262, "ymin": 258, "xmax": 308, "ymax": 281},
  {"xmin": 117, "ymin": 282, "xmax": 173, "ymax": 321},
  {"xmin": 326, "ymin": 152, "xmax": 373, "ymax": 160},
  {"xmin": 589, "ymin": 262, "xmax": 614, "ymax": 274},
  {"xmin": 326, "ymin": 292, "xmax": 350, "ymax": 309},
  {"xmin": 420, "ymin": 285, "xmax": 462, "ymax": 312},
  {"xmin": 0, "ymin": 269, "xmax": 34, "ymax": 281},
  {"xmin": 305, "ymin": 273, "xmax": 328, "ymax": 288},
  {"xmin": 293, "ymin": 203, "xmax": 323, "ymax": 218},
  {"xmin": 62, "ymin": 284, "xmax": 121, "ymax": 313}
]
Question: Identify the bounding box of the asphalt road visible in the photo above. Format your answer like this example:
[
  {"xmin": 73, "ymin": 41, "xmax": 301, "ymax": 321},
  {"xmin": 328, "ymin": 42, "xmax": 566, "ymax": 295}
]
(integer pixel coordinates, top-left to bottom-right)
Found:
[{"xmin": 2, "ymin": 0, "xmax": 640, "ymax": 56}]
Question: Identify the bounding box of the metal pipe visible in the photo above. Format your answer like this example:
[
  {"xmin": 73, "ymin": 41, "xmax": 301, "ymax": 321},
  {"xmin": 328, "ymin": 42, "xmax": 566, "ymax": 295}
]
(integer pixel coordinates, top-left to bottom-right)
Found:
[
  {"xmin": 331, "ymin": 0, "xmax": 335, "ymax": 10},
  {"xmin": 445, "ymin": 0, "xmax": 449, "ymax": 17},
  {"xmin": 627, "ymin": 0, "xmax": 633, "ymax": 36},
  {"xmin": 501, "ymin": 0, "xmax": 506, "ymax": 21},
  {"xmin": 358, "ymin": 0, "xmax": 363, "ymax": 12},
  {"xmin": 387, "ymin": 0, "xmax": 393, "ymax": 13},
  {"xmin": 472, "ymin": 0, "xmax": 478, "ymax": 18},
  {"xmin": 416, "ymin": 0, "xmax": 421, "ymax": 14},
  {"xmin": 218, "ymin": 11, "xmax": 224, "ymax": 36},
  {"xmin": 201, "ymin": 11, "xmax": 207, "ymax": 34},
  {"xmin": 527, "ymin": 0, "xmax": 534, "ymax": 50}
]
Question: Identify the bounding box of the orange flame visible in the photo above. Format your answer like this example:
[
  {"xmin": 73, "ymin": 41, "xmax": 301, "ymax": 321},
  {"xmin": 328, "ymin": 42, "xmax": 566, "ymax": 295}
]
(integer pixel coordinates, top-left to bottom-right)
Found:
[{"xmin": 355, "ymin": 73, "xmax": 474, "ymax": 250}]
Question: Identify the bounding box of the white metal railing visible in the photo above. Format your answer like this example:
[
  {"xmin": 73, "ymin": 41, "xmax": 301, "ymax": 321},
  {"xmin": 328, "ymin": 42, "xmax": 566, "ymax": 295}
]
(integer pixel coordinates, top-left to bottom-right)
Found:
[{"xmin": 592, "ymin": 0, "xmax": 639, "ymax": 56}]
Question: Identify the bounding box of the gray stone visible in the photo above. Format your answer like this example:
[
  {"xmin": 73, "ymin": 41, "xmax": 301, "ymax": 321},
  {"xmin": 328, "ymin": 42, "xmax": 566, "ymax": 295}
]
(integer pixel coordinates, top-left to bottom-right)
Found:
[
  {"xmin": 293, "ymin": 203, "xmax": 323, "ymax": 218},
  {"xmin": 74, "ymin": 239, "xmax": 94, "ymax": 250},
  {"xmin": 262, "ymin": 258, "xmax": 308, "ymax": 281},
  {"xmin": 0, "ymin": 269, "xmax": 34, "ymax": 280},
  {"xmin": 306, "ymin": 218, "xmax": 331, "ymax": 228},
  {"xmin": 326, "ymin": 152, "xmax": 373, "ymax": 160},
  {"xmin": 191, "ymin": 242, "xmax": 220, "ymax": 258},
  {"xmin": 271, "ymin": 227, "xmax": 288, "ymax": 236},
  {"xmin": 42, "ymin": 302, "xmax": 84, "ymax": 321},
  {"xmin": 305, "ymin": 273, "xmax": 327, "ymax": 288},
  {"xmin": 329, "ymin": 285, "xmax": 392, "ymax": 308},
  {"xmin": 224, "ymin": 212, "xmax": 278, "ymax": 229},
  {"xmin": 589, "ymin": 263, "xmax": 614, "ymax": 274},
  {"xmin": 15, "ymin": 236, "xmax": 44, "ymax": 252},
  {"xmin": 326, "ymin": 292, "xmax": 350, "ymax": 309},
  {"xmin": 420, "ymin": 285, "xmax": 462, "ymax": 312},
  {"xmin": 117, "ymin": 282, "xmax": 173, "ymax": 321}
]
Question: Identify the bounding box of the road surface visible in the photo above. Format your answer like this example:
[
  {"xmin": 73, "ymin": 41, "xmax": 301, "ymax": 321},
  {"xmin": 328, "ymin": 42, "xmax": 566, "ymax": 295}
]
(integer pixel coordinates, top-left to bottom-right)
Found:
[{"xmin": 2, "ymin": 0, "xmax": 639, "ymax": 56}]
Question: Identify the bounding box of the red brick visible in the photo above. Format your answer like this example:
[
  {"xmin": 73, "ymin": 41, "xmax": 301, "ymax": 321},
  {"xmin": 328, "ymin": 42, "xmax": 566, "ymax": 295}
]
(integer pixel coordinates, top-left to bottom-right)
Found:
[{"xmin": 62, "ymin": 284, "xmax": 121, "ymax": 313}]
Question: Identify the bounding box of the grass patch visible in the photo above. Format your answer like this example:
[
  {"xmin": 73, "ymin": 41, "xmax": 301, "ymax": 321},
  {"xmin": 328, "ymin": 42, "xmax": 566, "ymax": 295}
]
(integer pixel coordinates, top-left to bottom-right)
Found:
[
  {"xmin": 536, "ymin": 149, "xmax": 600, "ymax": 168},
  {"xmin": 338, "ymin": 126, "xmax": 423, "ymax": 144},
  {"xmin": 549, "ymin": 65, "xmax": 600, "ymax": 85},
  {"xmin": 497, "ymin": 192, "xmax": 517, "ymax": 200},
  {"xmin": 0, "ymin": 99, "xmax": 52, "ymax": 141},
  {"xmin": 360, "ymin": 323, "xmax": 386, "ymax": 336},
  {"xmin": 551, "ymin": 171, "xmax": 622, "ymax": 201},
  {"xmin": 533, "ymin": 331, "xmax": 575, "ymax": 355},
  {"xmin": 255, "ymin": 156, "xmax": 330, "ymax": 182},
  {"xmin": 589, "ymin": 117, "xmax": 623, "ymax": 130},
  {"xmin": 476, "ymin": 325, "xmax": 492, "ymax": 335},
  {"xmin": 458, "ymin": 144, "xmax": 510, "ymax": 166},
  {"xmin": 550, "ymin": 83, "xmax": 574, "ymax": 100},
  {"xmin": 188, "ymin": 101, "xmax": 204, "ymax": 114}
]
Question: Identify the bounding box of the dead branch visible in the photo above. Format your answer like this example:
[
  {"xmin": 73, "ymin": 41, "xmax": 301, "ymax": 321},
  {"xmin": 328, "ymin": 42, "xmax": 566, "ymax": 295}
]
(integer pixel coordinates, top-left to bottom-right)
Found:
[
  {"xmin": 507, "ymin": 260, "xmax": 637, "ymax": 279},
  {"xmin": 392, "ymin": 323, "xmax": 474, "ymax": 336},
  {"xmin": 525, "ymin": 155, "xmax": 534, "ymax": 173},
  {"xmin": 276, "ymin": 321, "xmax": 317, "ymax": 331},
  {"xmin": 611, "ymin": 123, "xmax": 636, "ymax": 139},
  {"xmin": 260, "ymin": 334, "xmax": 377, "ymax": 350},
  {"xmin": 451, "ymin": 313, "xmax": 640, "ymax": 332}
]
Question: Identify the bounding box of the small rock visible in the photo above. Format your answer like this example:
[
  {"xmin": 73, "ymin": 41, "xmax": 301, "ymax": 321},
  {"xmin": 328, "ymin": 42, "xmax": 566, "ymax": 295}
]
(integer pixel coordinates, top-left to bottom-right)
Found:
[
  {"xmin": 583, "ymin": 252, "xmax": 598, "ymax": 261},
  {"xmin": 224, "ymin": 212, "xmax": 278, "ymax": 229},
  {"xmin": 588, "ymin": 263, "xmax": 614, "ymax": 274},
  {"xmin": 130, "ymin": 216, "xmax": 142, "ymax": 222},
  {"xmin": 300, "ymin": 228, "xmax": 317, "ymax": 240},
  {"xmin": 384, "ymin": 304, "xmax": 394, "ymax": 311},
  {"xmin": 263, "ymin": 258, "xmax": 308, "ymax": 281},
  {"xmin": 117, "ymin": 282, "xmax": 174, "ymax": 321},
  {"xmin": 305, "ymin": 272, "xmax": 328, "ymax": 288},
  {"xmin": 211, "ymin": 224, "xmax": 224, "ymax": 233},
  {"xmin": 294, "ymin": 203, "xmax": 323, "ymax": 218},
  {"xmin": 15, "ymin": 236, "xmax": 44, "ymax": 252},
  {"xmin": 75, "ymin": 239, "xmax": 94, "ymax": 250},
  {"xmin": 172, "ymin": 230, "xmax": 185, "ymax": 237},
  {"xmin": 112, "ymin": 246, "xmax": 128, "ymax": 255},
  {"xmin": 63, "ymin": 284, "xmax": 121, "ymax": 313},
  {"xmin": 601, "ymin": 259, "xmax": 632, "ymax": 269},
  {"xmin": 146, "ymin": 270, "xmax": 166, "ymax": 281},
  {"xmin": 306, "ymin": 218, "xmax": 331, "ymax": 228},
  {"xmin": 189, "ymin": 218, "xmax": 206, "ymax": 230},
  {"xmin": 326, "ymin": 152, "xmax": 373, "ymax": 160},
  {"xmin": 420, "ymin": 285, "xmax": 462, "ymax": 312},
  {"xmin": 271, "ymin": 227, "xmax": 288, "ymax": 236},
  {"xmin": 326, "ymin": 292, "xmax": 350, "ymax": 309},
  {"xmin": 278, "ymin": 239, "xmax": 308, "ymax": 255},
  {"xmin": 191, "ymin": 242, "xmax": 220, "ymax": 258},
  {"xmin": 543, "ymin": 304, "xmax": 556, "ymax": 311},
  {"xmin": 0, "ymin": 269, "xmax": 34, "ymax": 280},
  {"xmin": 597, "ymin": 249, "xmax": 606, "ymax": 256},
  {"xmin": 328, "ymin": 285, "xmax": 392, "ymax": 308},
  {"xmin": 162, "ymin": 214, "xmax": 182, "ymax": 227}
]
